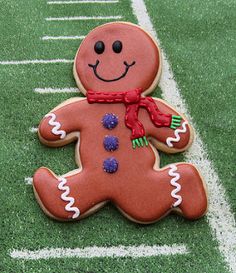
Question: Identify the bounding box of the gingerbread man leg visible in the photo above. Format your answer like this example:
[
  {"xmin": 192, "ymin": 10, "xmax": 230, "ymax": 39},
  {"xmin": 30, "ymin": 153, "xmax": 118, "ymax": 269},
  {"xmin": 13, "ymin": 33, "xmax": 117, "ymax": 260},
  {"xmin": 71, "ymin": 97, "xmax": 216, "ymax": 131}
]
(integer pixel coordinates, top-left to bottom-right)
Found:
[
  {"xmin": 113, "ymin": 163, "xmax": 208, "ymax": 224},
  {"xmin": 33, "ymin": 167, "xmax": 108, "ymax": 220}
]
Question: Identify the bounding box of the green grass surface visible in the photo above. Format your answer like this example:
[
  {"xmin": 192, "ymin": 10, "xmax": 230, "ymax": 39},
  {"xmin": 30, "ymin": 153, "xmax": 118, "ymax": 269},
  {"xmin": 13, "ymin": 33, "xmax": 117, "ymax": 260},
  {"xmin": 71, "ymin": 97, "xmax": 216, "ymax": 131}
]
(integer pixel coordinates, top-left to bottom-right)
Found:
[{"xmin": 0, "ymin": 0, "xmax": 235, "ymax": 272}]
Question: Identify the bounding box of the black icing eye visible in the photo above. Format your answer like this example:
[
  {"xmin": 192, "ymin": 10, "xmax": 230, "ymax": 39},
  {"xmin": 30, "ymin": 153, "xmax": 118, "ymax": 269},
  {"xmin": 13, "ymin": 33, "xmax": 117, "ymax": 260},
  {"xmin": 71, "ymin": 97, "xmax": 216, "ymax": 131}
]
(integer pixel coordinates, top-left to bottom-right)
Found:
[
  {"xmin": 94, "ymin": 41, "xmax": 105, "ymax": 54},
  {"xmin": 112, "ymin": 40, "xmax": 122, "ymax": 53}
]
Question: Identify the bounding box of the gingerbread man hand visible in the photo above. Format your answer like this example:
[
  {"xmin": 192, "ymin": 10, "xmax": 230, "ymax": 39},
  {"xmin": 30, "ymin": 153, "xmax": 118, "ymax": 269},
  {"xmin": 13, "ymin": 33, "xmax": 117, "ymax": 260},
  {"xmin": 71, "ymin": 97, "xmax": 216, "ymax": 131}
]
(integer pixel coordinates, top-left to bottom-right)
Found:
[
  {"xmin": 33, "ymin": 22, "xmax": 207, "ymax": 223},
  {"xmin": 38, "ymin": 98, "xmax": 85, "ymax": 146}
]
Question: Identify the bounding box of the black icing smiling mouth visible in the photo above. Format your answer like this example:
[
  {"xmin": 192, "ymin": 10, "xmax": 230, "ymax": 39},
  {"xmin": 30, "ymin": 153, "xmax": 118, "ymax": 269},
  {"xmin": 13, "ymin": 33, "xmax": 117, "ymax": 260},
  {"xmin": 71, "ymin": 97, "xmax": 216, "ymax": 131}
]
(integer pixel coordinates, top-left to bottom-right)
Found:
[{"xmin": 88, "ymin": 60, "xmax": 136, "ymax": 82}]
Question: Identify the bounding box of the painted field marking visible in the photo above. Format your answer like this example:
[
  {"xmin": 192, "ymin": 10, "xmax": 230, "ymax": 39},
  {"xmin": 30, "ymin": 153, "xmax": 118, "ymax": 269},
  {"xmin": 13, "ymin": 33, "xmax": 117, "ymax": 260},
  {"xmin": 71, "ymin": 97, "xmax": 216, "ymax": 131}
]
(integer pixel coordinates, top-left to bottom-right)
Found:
[
  {"xmin": 0, "ymin": 59, "xmax": 73, "ymax": 65},
  {"xmin": 130, "ymin": 1, "xmax": 236, "ymax": 272},
  {"xmin": 30, "ymin": 127, "xmax": 38, "ymax": 133},
  {"xmin": 10, "ymin": 244, "xmax": 188, "ymax": 260},
  {"xmin": 42, "ymin": 36, "xmax": 85, "ymax": 40},
  {"xmin": 47, "ymin": 0, "xmax": 119, "ymax": 4},
  {"xmin": 45, "ymin": 16, "xmax": 122, "ymax": 21},
  {"xmin": 24, "ymin": 177, "xmax": 33, "ymax": 185},
  {"xmin": 34, "ymin": 87, "xmax": 79, "ymax": 93}
]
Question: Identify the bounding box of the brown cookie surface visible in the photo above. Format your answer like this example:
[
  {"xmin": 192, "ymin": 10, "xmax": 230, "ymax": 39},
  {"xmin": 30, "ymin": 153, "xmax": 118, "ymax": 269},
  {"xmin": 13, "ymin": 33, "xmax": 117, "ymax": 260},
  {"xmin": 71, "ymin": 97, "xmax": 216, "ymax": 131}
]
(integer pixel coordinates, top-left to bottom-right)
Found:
[
  {"xmin": 33, "ymin": 22, "xmax": 208, "ymax": 223},
  {"xmin": 74, "ymin": 22, "xmax": 161, "ymax": 94}
]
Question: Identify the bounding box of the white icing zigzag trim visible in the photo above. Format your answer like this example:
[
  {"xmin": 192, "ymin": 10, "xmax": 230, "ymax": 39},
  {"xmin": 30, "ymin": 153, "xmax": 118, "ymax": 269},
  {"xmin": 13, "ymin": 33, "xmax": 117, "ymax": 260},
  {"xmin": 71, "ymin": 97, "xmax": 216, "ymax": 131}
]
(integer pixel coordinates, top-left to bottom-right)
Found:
[
  {"xmin": 169, "ymin": 164, "xmax": 182, "ymax": 207},
  {"xmin": 58, "ymin": 177, "xmax": 80, "ymax": 219},
  {"xmin": 166, "ymin": 121, "xmax": 188, "ymax": 148},
  {"xmin": 45, "ymin": 113, "xmax": 66, "ymax": 139}
]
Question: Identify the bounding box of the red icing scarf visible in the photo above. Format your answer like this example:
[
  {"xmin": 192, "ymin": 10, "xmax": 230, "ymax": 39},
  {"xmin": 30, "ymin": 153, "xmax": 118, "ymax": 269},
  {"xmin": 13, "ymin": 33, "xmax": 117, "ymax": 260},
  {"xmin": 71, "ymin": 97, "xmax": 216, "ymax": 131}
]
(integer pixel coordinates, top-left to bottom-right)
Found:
[{"xmin": 87, "ymin": 88, "xmax": 171, "ymax": 140}]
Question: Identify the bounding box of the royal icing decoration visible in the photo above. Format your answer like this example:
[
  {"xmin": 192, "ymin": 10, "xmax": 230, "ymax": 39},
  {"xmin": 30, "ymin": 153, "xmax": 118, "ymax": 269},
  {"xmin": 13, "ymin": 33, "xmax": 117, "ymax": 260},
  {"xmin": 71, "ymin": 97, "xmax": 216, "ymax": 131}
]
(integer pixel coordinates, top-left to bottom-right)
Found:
[
  {"xmin": 45, "ymin": 113, "xmax": 66, "ymax": 139},
  {"xmin": 102, "ymin": 113, "xmax": 119, "ymax": 130},
  {"xmin": 88, "ymin": 89, "xmax": 172, "ymax": 140},
  {"xmin": 103, "ymin": 157, "xmax": 119, "ymax": 173},
  {"xmin": 166, "ymin": 121, "xmax": 188, "ymax": 148},
  {"xmin": 57, "ymin": 177, "xmax": 80, "ymax": 219},
  {"xmin": 168, "ymin": 164, "xmax": 182, "ymax": 207},
  {"xmin": 103, "ymin": 135, "xmax": 119, "ymax": 151}
]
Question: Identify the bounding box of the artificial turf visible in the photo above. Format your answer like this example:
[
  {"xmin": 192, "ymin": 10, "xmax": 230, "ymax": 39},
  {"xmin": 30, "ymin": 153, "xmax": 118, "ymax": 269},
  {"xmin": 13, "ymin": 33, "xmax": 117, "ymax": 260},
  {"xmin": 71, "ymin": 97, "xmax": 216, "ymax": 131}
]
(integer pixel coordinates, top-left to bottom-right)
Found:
[{"xmin": 0, "ymin": 0, "xmax": 235, "ymax": 272}]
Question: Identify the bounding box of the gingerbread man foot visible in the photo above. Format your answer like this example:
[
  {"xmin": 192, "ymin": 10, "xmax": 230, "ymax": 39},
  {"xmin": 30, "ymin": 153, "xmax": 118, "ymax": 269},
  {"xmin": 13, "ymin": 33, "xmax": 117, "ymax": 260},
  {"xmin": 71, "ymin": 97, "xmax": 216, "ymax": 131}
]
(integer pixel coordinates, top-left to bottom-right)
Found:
[
  {"xmin": 168, "ymin": 163, "xmax": 208, "ymax": 220},
  {"xmin": 33, "ymin": 167, "xmax": 109, "ymax": 221},
  {"xmin": 112, "ymin": 163, "xmax": 207, "ymax": 223},
  {"xmin": 33, "ymin": 167, "xmax": 80, "ymax": 220}
]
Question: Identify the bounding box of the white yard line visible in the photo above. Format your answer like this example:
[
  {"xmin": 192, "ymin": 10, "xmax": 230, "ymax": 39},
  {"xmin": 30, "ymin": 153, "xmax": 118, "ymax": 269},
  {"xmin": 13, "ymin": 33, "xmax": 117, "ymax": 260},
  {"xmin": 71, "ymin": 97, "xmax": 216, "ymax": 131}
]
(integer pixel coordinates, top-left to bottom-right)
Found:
[
  {"xmin": 34, "ymin": 87, "xmax": 79, "ymax": 93},
  {"xmin": 45, "ymin": 16, "xmax": 122, "ymax": 21},
  {"xmin": 47, "ymin": 0, "xmax": 119, "ymax": 4},
  {"xmin": 131, "ymin": 0, "xmax": 236, "ymax": 272},
  {"xmin": 24, "ymin": 177, "xmax": 33, "ymax": 185},
  {"xmin": 10, "ymin": 244, "xmax": 188, "ymax": 260},
  {"xmin": 0, "ymin": 59, "xmax": 73, "ymax": 65},
  {"xmin": 30, "ymin": 127, "xmax": 38, "ymax": 133},
  {"xmin": 42, "ymin": 36, "xmax": 85, "ymax": 40}
]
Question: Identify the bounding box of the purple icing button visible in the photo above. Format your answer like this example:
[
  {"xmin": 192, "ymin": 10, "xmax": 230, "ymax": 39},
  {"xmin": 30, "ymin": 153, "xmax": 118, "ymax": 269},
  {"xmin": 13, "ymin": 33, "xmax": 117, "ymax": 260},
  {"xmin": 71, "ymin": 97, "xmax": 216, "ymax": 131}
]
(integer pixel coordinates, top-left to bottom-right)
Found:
[
  {"xmin": 102, "ymin": 113, "xmax": 118, "ymax": 129},
  {"xmin": 103, "ymin": 157, "xmax": 119, "ymax": 173},
  {"xmin": 103, "ymin": 135, "xmax": 119, "ymax": 151}
]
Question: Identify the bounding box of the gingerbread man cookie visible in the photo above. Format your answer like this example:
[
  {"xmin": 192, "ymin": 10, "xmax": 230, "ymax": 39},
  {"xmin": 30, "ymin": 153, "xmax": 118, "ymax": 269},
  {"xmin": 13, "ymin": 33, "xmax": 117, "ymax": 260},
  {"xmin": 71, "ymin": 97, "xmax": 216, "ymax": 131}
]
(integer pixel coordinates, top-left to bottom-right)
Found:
[{"xmin": 33, "ymin": 22, "xmax": 208, "ymax": 223}]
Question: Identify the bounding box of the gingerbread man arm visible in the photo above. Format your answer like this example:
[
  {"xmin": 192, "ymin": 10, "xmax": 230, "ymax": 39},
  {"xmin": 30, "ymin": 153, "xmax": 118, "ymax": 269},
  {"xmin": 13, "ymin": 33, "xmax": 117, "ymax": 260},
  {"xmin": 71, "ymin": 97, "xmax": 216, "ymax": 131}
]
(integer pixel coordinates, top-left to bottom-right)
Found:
[
  {"xmin": 38, "ymin": 98, "xmax": 86, "ymax": 147},
  {"xmin": 140, "ymin": 98, "xmax": 193, "ymax": 153}
]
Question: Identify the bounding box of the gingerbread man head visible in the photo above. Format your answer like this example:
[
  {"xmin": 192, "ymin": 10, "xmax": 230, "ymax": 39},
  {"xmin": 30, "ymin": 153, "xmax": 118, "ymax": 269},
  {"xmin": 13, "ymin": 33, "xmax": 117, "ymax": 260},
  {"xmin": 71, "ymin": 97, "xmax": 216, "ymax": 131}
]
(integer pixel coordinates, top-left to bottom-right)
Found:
[{"xmin": 74, "ymin": 22, "xmax": 161, "ymax": 95}]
